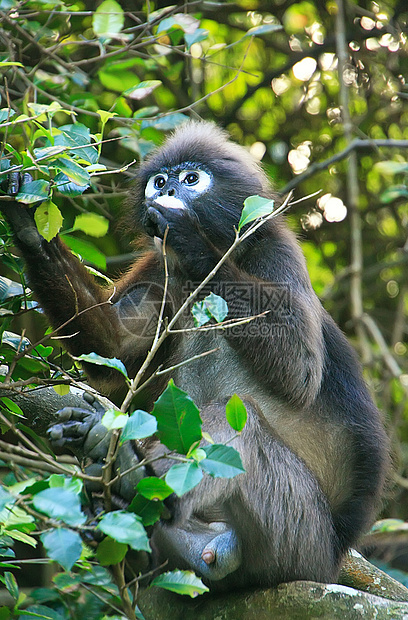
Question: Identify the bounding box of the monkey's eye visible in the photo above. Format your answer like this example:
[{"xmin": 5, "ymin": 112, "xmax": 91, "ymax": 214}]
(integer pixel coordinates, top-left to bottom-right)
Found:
[
  {"xmin": 154, "ymin": 175, "xmax": 167, "ymax": 190},
  {"xmin": 179, "ymin": 169, "xmax": 212, "ymax": 193},
  {"xmin": 145, "ymin": 173, "xmax": 168, "ymax": 198},
  {"xmin": 182, "ymin": 172, "xmax": 199, "ymax": 186}
]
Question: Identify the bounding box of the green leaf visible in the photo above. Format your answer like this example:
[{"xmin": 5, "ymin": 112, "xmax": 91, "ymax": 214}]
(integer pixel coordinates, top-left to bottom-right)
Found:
[
  {"xmin": 101, "ymin": 408, "xmax": 128, "ymax": 430},
  {"xmin": 61, "ymin": 234, "xmax": 107, "ymax": 270},
  {"xmin": 123, "ymin": 80, "xmax": 162, "ymax": 100},
  {"xmin": 0, "ymin": 487, "xmax": 15, "ymax": 512},
  {"xmin": 53, "ymin": 385, "xmax": 70, "ymax": 396},
  {"xmin": 1, "ymin": 397, "xmax": 24, "ymax": 417},
  {"xmin": 152, "ymin": 380, "xmax": 202, "ymax": 454},
  {"xmin": 52, "ymin": 157, "xmax": 90, "ymax": 186},
  {"xmin": 32, "ymin": 488, "xmax": 86, "ymax": 526},
  {"xmin": 152, "ymin": 570, "xmax": 209, "ymax": 597},
  {"xmin": 203, "ymin": 292, "xmax": 228, "ymax": 323},
  {"xmin": 97, "ymin": 109, "xmax": 118, "ymax": 124},
  {"xmin": 40, "ymin": 529, "xmax": 82, "ymax": 571},
  {"xmin": 77, "ymin": 353, "xmax": 129, "ymax": 379},
  {"xmin": 0, "ymin": 62, "xmax": 23, "ymax": 68},
  {"xmin": 185, "ymin": 28, "xmax": 208, "ymax": 49},
  {"xmin": 34, "ymin": 201, "xmax": 63, "ymax": 242},
  {"xmin": 238, "ymin": 195, "xmax": 275, "ymax": 231},
  {"xmin": 96, "ymin": 536, "xmax": 128, "ymax": 566},
  {"xmin": 73, "ymin": 213, "xmax": 109, "ymax": 237},
  {"xmin": 191, "ymin": 301, "xmax": 211, "ymax": 327},
  {"xmin": 165, "ymin": 462, "xmax": 203, "ymax": 497},
  {"xmin": 93, "ymin": 0, "xmax": 124, "ymax": 38},
  {"xmin": 244, "ymin": 24, "xmax": 283, "ymax": 37},
  {"xmin": 120, "ymin": 410, "xmax": 157, "ymax": 444},
  {"xmin": 128, "ymin": 494, "xmax": 164, "ymax": 526},
  {"xmin": 0, "ymin": 108, "xmax": 15, "ymax": 123},
  {"xmin": 4, "ymin": 572, "xmax": 18, "ymax": 600},
  {"xmin": 97, "ymin": 511, "xmax": 150, "ymax": 552},
  {"xmin": 16, "ymin": 179, "xmax": 49, "ymax": 204},
  {"xmin": 200, "ymin": 444, "xmax": 245, "ymax": 478},
  {"xmin": 54, "ymin": 172, "xmax": 89, "ymax": 197},
  {"xmin": 380, "ymin": 185, "xmax": 408, "ymax": 204},
  {"xmin": 225, "ymin": 394, "xmax": 247, "ymax": 432},
  {"xmin": 136, "ymin": 477, "xmax": 173, "ymax": 500},
  {"xmin": 375, "ymin": 161, "xmax": 408, "ymax": 175},
  {"xmin": 19, "ymin": 605, "xmax": 65, "ymax": 620}
]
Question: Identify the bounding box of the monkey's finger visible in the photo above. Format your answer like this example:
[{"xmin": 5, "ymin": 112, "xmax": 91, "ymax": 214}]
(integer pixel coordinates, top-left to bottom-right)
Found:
[
  {"xmin": 82, "ymin": 392, "xmax": 106, "ymax": 415},
  {"xmin": 146, "ymin": 206, "xmax": 168, "ymax": 238},
  {"xmin": 7, "ymin": 172, "xmax": 21, "ymax": 196}
]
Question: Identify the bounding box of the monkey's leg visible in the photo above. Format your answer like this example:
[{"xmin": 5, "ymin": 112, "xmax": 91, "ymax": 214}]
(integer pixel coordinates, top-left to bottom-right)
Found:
[{"xmin": 151, "ymin": 518, "xmax": 241, "ymax": 581}]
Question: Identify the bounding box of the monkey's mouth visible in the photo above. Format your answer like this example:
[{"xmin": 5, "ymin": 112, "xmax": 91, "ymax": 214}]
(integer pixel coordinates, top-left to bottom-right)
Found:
[{"xmin": 153, "ymin": 195, "xmax": 186, "ymax": 210}]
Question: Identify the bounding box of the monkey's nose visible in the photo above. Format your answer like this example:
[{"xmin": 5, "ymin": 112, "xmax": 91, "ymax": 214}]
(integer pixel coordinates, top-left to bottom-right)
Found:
[{"xmin": 168, "ymin": 188, "xmax": 175, "ymax": 196}]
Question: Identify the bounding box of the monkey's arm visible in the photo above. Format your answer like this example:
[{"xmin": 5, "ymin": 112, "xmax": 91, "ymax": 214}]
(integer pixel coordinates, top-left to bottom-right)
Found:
[{"xmin": 0, "ymin": 180, "xmax": 164, "ymax": 388}]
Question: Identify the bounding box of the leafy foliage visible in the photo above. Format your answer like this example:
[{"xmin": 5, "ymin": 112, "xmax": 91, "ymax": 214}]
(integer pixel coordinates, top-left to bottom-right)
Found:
[{"xmin": 1, "ymin": 0, "xmax": 408, "ymax": 616}]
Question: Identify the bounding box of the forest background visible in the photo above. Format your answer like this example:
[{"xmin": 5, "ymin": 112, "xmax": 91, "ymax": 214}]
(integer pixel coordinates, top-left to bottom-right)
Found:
[{"xmin": 1, "ymin": 0, "xmax": 408, "ymax": 618}]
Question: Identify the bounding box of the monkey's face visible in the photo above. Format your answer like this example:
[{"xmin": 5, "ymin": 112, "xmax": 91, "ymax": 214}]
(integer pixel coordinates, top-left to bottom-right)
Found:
[
  {"xmin": 144, "ymin": 163, "xmax": 212, "ymax": 212},
  {"xmin": 135, "ymin": 122, "xmax": 269, "ymax": 248}
]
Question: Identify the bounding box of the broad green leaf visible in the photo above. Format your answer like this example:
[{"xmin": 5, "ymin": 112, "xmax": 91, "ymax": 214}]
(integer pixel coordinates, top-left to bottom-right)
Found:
[
  {"xmin": 16, "ymin": 179, "xmax": 49, "ymax": 204},
  {"xmin": 40, "ymin": 528, "xmax": 82, "ymax": 571},
  {"xmin": 1, "ymin": 397, "xmax": 24, "ymax": 417},
  {"xmin": 136, "ymin": 477, "xmax": 173, "ymax": 500},
  {"xmin": 32, "ymin": 344, "xmax": 53, "ymax": 358},
  {"xmin": 53, "ymin": 384, "xmax": 70, "ymax": 396},
  {"xmin": 191, "ymin": 300, "xmax": 211, "ymax": 327},
  {"xmin": 152, "ymin": 379, "xmax": 202, "ymax": 454},
  {"xmin": 141, "ymin": 113, "xmax": 188, "ymax": 132},
  {"xmin": 32, "ymin": 488, "xmax": 86, "ymax": 526},
  {"xmin": 4, "ymin": 572, "xmax": 18, "ymax": 600},
  {"xmin": 200, "ymin": 444, "xmax": 245, "ymax": 478},
  {"xmin": 73, "ymin": 213, "xmax": 109, "ymax": 237},
  {"xmin": 225, "ymin": 394, "xmax": 247, "ymax": 432},
  {"xmin": 203, "ymin": 292, "xmax": 228, "ymax": 323},
  {"xmin": 238, "ymin": 195, "xmax": 275, "ymax": 231},
  {"xmin": 54, "ymin": 172, "xmax": 89, "ymax": 197},
  {"xmin": 19, "ymin": 605, "xmax": 65, "ymax": 620},
  {"xmin": 152, "ymin": 570, "xmax": 209, "ymax": 597},
  {"xmin": 34, "ymin": 145, "xmax": 66, "ymax": 160},
  {"xmin": 185, "ymin": 28, "xmax": 208, "ymax": 49},
  {"xmin": 34, "ymin": 201, "xmax": 63, "ymax": 241},
  {"xmin": 380, "ymin": 186, "xmax": 408, "ymax": 204},
  {"xmin": 0, "ymin": 487, "xmax": 15, "ymax": 512},
  {"xmin": 97, "ymin": 510, "xmax": 150, "ymax": 552},
  {"xmin": 165, "ymin": 462, "xmax": 203, "ymax": 497},
  {"xmin": 123, "ymin": 80, "xmax": 162, "ymax": 100},
  {"xmin": 375, "ymin": 161, "xmax": 408, "ymax": 175},
  {"xmin": 61, "ymin": 234, "xmax": 107, "ymax": 270},
  {"xmin": 128, "ymin": 494, "xmax": 164, "ymax": 526},
  {"xmin": 6, "ymin": 529, "xmax": 36, "ymax": 547},
  {"xmin": 245, "ymin": 24, "xmax": 283, "ymax": 37},
  {"xmin": 120, "ymin": 409, "xmax": 157, "ymax": 444},
  {"xmin": 101, "ymin": 408, "xmax": 128, "ymax": 430},
  {"xmin": 52, "ymin": 157, "xmax": 90, "ymax": 186},
  {"xmin": 0, "ymin": 108, "xmax": 15, "ymax": 123},
  {"xmin": 96, "ymin": 536, "xmax": 127, "ymax": 566},
  {"xmin": 48, "ymin": 474, "xmax": 82, "ymax": 495},
  {"xmin": 77, "ymin": 353, "xmax": 129, "ymax": 379},
  {"xmin": 93, "ymin": 0, "xmax": 124, "ymax": 38},
  {"xmin": 0, "ymin": 276, "xmax": 24, "ymax": 300}
]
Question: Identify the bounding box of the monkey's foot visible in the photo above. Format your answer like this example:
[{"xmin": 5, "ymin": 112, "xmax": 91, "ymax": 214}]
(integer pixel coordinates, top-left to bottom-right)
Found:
[{"xmin": 200, "ymin": 527, "xmax": 242, "ymax": 580}]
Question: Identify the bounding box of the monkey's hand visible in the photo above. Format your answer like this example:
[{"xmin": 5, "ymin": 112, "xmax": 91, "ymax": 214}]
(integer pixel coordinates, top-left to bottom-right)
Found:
[
  {"xmin": 0, "ymin": 172, "xmax": 43, "ymax": 254},
  {"xmin": 144, "ymin": 201, "xmax": 219, "ymax": 278},
  {"xmin": 48, "ymin": 392, "xmax": 146, "ymax": 501}
]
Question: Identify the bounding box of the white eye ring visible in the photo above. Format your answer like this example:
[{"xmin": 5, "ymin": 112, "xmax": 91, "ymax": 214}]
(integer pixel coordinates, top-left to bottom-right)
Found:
[
  {"xmin": 179, "ymin": 169, "xmax": 211, "ymax": 193},
  {"xmin": 145, "ymin": 173, "xmax": 168, "ymax": 198}
]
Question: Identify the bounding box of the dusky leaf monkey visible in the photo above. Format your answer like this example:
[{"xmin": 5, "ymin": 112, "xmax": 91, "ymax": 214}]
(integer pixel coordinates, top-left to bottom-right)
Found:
[{"xmin": 0, "ymin": 121, "xmax": 388, "ymax": 590}]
